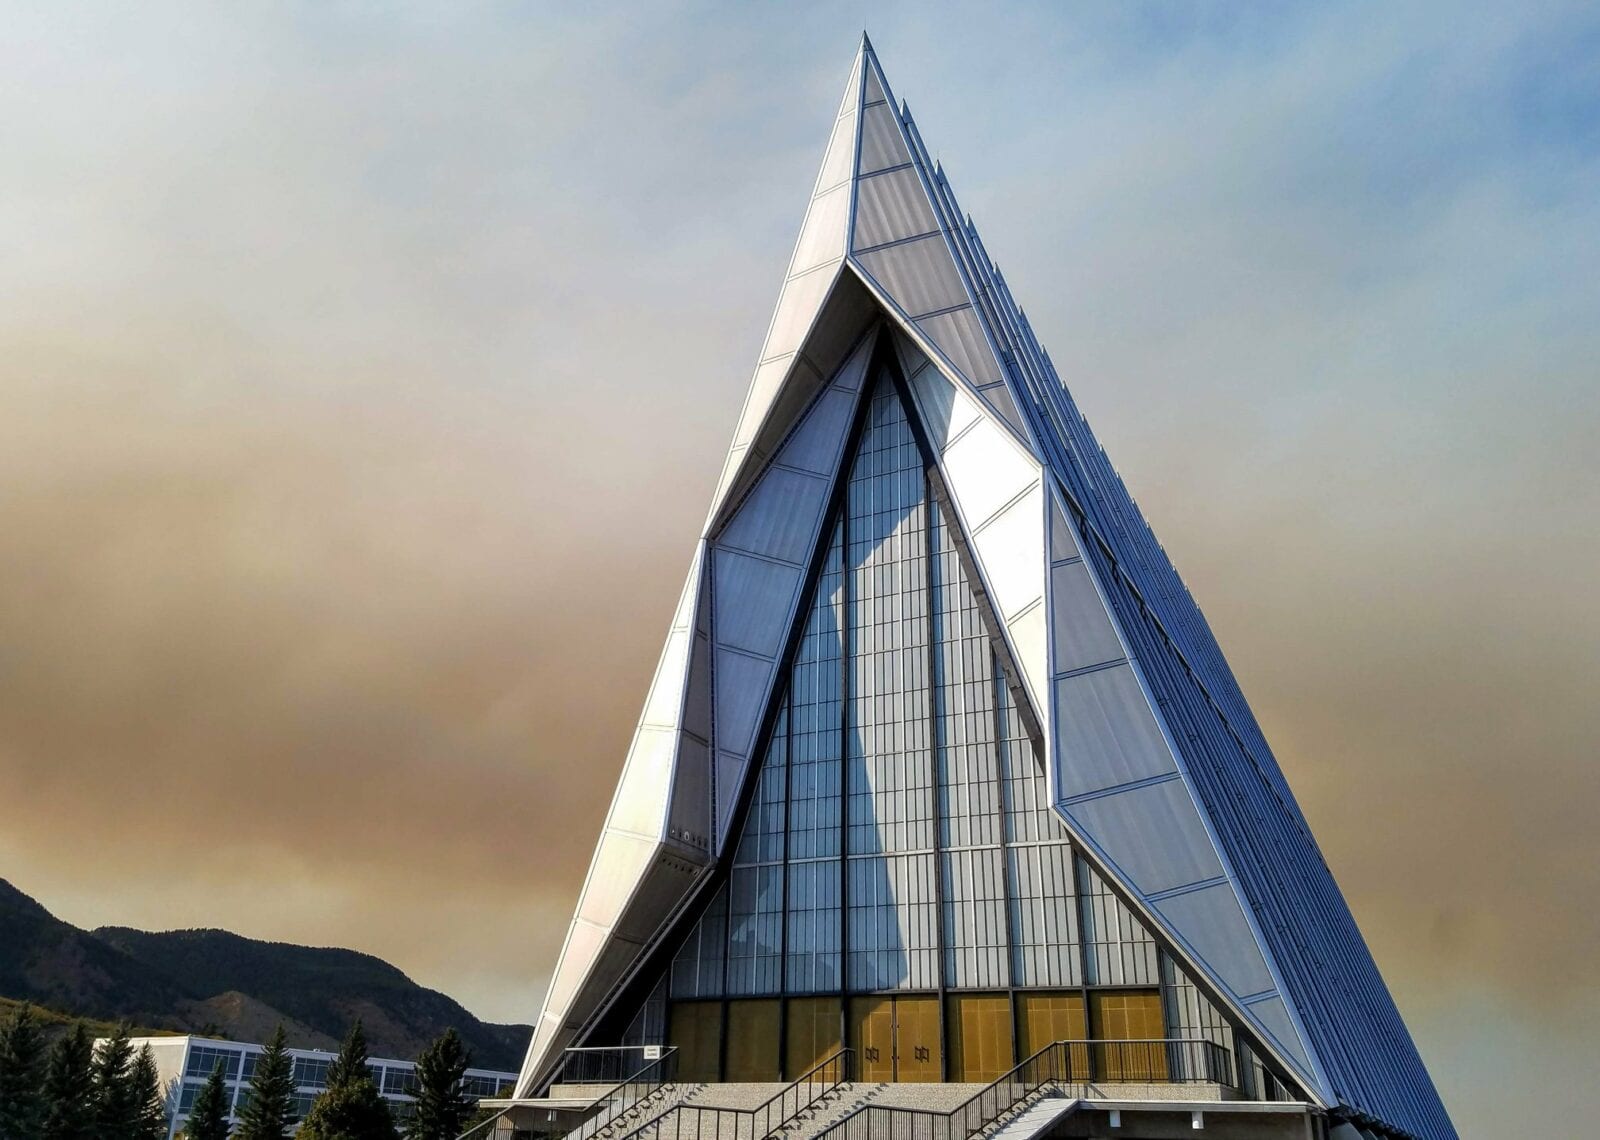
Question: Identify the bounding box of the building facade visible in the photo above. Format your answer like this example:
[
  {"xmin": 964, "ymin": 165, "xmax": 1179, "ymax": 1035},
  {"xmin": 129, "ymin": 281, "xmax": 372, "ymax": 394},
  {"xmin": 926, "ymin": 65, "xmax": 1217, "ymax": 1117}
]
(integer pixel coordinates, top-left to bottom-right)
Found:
[
  {"xmin": 117, "ymin": 1034, "xmax": 516, "ymax": 1138},
  {"xmin": 514, "ymin": 37, "xmax": 1455, "ymax": 1140}
]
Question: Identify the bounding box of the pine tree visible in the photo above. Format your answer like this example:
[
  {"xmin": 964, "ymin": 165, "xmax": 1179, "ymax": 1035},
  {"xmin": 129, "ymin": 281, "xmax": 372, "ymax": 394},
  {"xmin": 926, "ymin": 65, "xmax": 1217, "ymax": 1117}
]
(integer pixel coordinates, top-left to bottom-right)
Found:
[
  {"xmin": 130, "ymin": 1044, "xmax": 169, "ymax": 1140},
  {"xmin": 234, "ymin": 1026, "xmax": 294, "ymax": 1140},
  {"xmin": 93, "ymin": 1023, "xmax": 141, "ymax": 1137},
  {"xmin": 41, "ymin": 1025, "xmax": 96, "ymax": 1140},
  {"xmin": 297, "ymin": 1022, "xmax": 396, "ymax": 1140},
  {"xmin": 322, "ymin": 1021, "xmax": 371, "ymax": 1091},
  {"xmin": 405, "ymin": 1029, "xmax": 473, "ymax": 1140},
  {"xmin": 0, "ymin": 1004, "xmax": 47, "ymax": 1140},
  {"xmin": 182, "ymin": 1065, "xmax": 231, "ymax": 1140}
]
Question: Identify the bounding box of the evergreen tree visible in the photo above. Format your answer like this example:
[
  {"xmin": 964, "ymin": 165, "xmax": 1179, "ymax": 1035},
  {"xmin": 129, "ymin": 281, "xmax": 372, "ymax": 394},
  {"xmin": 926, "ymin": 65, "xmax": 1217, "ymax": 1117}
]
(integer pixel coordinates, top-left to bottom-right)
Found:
[
  {"xmin": 234, "ymin": 1026, "xmax": 294, "ymax": 1140},
  {"xmin": 298, "ymin": 1022, "xmax": 396, "ymax": 1140},
  {"xmin": 130, "ymin": 1044, "xmax": 169, "ymax": 1140},
  {"xmin": 322, "ymin": 1021, "xmax": 371, "ymax": 1091},
  {"xmin": 93, "ymin": 1023, "xmax": 141, "ymax": 1137},
  {"xmin": 0, "ymin": 1004, "xmax": 47, "ymax": 1140},
  {"xmin": 182, "ymin": 1065, "xmax": 231, "ymax": 1140},
  {"xmin": 405, "ymin": 1029, "xmax": 473, "ymax": 1140},
  {"xmin": 41, "ymin": 1025, "xmax": 96, "ymax": 1140}
]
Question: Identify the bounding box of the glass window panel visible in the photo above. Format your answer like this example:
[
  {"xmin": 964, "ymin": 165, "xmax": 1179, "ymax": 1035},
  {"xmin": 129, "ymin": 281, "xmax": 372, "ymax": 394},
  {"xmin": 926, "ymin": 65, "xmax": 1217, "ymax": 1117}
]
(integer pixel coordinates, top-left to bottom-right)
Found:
[
  {"xmin": 1077, "ymin": 858, "xmax": 1159, "ymax": 987},
  {"xmin": 669, "ymin": 885, "xmax": 729, "ymax": 999}
]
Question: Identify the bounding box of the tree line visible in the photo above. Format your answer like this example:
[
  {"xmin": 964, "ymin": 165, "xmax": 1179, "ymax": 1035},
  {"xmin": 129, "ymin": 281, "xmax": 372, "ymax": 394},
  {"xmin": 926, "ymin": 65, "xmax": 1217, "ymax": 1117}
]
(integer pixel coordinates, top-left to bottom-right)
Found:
[{"xmin": 0, "ymin": 1005, "xmax": 488, "ymax": 1140}]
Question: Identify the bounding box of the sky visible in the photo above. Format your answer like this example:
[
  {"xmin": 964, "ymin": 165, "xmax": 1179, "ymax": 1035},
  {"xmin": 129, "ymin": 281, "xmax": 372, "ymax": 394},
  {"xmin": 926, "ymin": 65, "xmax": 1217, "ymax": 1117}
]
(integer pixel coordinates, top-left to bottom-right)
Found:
[{"xmin": 0, "ymin": 2, "xmax": 1595, "ymax": 1135}]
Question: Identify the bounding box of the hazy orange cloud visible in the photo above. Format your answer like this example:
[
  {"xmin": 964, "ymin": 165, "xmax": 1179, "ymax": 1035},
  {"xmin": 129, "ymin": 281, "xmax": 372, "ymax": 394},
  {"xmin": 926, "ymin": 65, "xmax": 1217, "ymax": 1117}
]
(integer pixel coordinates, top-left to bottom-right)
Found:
[{"xmin": 1, "ymin": 6, "xmax": 1597, "ymax": 1136}]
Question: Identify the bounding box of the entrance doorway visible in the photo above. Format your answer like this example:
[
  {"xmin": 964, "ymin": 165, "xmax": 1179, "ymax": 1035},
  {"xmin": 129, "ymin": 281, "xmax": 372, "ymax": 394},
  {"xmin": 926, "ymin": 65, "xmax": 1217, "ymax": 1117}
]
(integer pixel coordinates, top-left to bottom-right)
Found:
[{"xmin": 848, "ymin": 995, "xmax": 942, "ymax": 1082}]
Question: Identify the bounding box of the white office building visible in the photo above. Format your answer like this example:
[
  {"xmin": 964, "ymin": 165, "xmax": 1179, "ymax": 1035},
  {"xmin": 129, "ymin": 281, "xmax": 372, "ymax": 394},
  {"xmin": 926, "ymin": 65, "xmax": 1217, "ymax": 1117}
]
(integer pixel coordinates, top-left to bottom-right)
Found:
[{"xmin": 114, "ymin": 1034, "xmax": 517, "ymax": 1138}]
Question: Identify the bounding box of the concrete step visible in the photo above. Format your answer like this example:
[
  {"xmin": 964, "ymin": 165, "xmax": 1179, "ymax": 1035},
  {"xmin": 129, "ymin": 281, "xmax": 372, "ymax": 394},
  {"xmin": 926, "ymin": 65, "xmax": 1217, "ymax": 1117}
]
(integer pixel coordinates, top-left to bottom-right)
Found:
[
  {"xmin": 582, "ymin": 1082, "xmax": 703, "ymax": 1140},
  {"xmin": 982, "ymin": 1094, "xmax": 1081, "ymax": 1140},
  {"xmin": 776, "ymin": 1083, "xmax": 888, "ymax": 1140}
]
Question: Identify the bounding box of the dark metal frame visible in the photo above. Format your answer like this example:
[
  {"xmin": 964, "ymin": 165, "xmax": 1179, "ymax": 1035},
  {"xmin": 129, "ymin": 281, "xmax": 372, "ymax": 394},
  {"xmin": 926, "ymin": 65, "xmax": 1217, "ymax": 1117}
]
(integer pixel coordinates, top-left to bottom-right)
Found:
[
  {"xmin": 613, "ymin": 1048, "xmax": 855, "ymax": 1140},
  {"xmin": 811, "ymin": 1037, "xmax": 1235, "ymax": 1140}
]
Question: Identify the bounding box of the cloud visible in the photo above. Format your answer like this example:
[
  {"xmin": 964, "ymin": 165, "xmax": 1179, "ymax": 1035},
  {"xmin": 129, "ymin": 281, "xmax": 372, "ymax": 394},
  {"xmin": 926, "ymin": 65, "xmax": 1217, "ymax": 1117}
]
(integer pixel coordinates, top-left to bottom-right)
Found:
[{"xmin": 0, "ymin": 3, "xmax": 1595, "ymax": 1132}]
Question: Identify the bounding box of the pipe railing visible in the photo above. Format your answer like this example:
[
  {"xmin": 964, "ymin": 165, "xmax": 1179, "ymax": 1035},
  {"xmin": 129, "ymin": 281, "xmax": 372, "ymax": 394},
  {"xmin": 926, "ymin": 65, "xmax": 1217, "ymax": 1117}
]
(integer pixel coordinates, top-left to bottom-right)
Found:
[
  {"xmin": 552, "ymin": 1046, "xmax": 679, "ymax": 1087},
  {"xmin": 617, "ymin": 1048, "xmax": 855, "ymax": 1140},
  {"xmin": 451, "ymin": 1047, "xmax": 682, "ymax": 1140},
  {"xmin": 570, "ymin": 1047, "xmax": 683, "ymax": 1140},
  {"xmin": 812, "ymin": 1038, "xmax": 1234, "ymax": 1140}
]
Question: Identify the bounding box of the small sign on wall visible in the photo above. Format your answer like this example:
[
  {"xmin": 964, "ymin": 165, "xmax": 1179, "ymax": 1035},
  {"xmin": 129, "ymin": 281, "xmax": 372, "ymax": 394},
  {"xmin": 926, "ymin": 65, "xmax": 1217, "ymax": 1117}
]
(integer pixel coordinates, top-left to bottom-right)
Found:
[{"xmin": 643, "ymin": 1045, "xmax": 662, "ymax": 1061}]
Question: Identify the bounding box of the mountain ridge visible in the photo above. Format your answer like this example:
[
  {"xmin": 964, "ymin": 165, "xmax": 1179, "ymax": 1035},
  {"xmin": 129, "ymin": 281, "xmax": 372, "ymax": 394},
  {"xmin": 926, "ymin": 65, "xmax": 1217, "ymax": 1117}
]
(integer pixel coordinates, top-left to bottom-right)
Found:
[{"xmin": 0, "ymin": 879, "xmax": 530, "ymax": 1070}]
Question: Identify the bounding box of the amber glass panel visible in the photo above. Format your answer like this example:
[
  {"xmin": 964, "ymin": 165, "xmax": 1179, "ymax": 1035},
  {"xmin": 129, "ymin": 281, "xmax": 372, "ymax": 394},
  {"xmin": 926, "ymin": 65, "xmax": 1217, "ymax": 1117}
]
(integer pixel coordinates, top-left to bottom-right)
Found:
[
  {"xmin": 1090, "ymin": 990, "xmax": 1167, "ymax": 1081},
  {"xmin": 849, "ymin": 997, "xmax": 895, "ymax": 1082},
  {"xmin": 946, "ymin": 994, "xmax": 1014, "ymax": 1082},
  {"xmin": 1017, "ymin": 992, "xmax": 1088, "ymax": 1078},
  {"xmin": 786, "ymin": 997, "xmax": 843, "ymax": 1079},
  {"xmin": 726, "ymin": 999, "xmax": 782, "ymax": 1081},
  {"xmin": 668, "ymin": 1001, "xmax": 723, "ymax": 1082},
  {"xmin": 893, "ymin": 996, "xmax": 942, "ymax": 1083}
]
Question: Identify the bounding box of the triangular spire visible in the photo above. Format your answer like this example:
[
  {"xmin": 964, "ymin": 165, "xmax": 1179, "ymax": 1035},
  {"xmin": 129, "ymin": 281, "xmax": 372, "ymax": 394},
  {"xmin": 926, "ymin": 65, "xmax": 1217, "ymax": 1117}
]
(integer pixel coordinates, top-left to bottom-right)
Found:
[{"xmin": 515, "ymin": 40, "xmax": 1456, "ymax": 1140}]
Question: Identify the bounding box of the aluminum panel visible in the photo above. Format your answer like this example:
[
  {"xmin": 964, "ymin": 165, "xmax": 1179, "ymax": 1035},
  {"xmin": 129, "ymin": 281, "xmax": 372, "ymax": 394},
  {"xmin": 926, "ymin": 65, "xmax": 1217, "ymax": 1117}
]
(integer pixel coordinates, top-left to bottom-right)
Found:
[
  {"xmin": 1049, "ymin": 560, "xmax": 1125, "ymax": 673},
  {"xmin": 855, "ymin": 234, "xmax": 969, "ymax": 317},
  {"xmin": 641, "ymin": 630, "xmax": 691, "ymax": 728},
  {"xmin": 670, "ymin": 547, "xmax": 703, "ymax": 630},
  {"xmin": 975, "ymin": 382, "xmax": 1028, "ymax": 439},
  {"xmin": 538, "ymin": 918, "xmax": 610, "ymax": 1030},
  {"xmin": 733, "ymin": 355, "xmax": 797, "ymax": 450},
  {"xmin": 1005, "ymin": 602, "xmax": 1050, "ymax": 720},
  {"xmin": 715, "ymin": 749, "xmax": 751, "ymax": 841},
  {"xmin": 718, "ymin": 468, "xmax": 831, "ymax": 567},
  {"xmin": 711, "ymin": 443, "xmax": 748, "ymax": 509},
  {"xmin": 1062, "ymin": 779, "xmax": 1224, "ymax": 896},
  {"xmin": 891, "ymin": 326, "xmax": 930, "ymax": 379},
  {"xmin": 917, "ymin": 306, "xmax": 1003, "ymax": 385},
  {"xmin": 1243, "ymin": 994, "xmax": 1315, "ymax": 1077},
  {"xmin": 607, "ymin": 726, "xmax": 677, "ymax": 838},
  {"xmin": 858, "ymin": 100, "xmax": 910, "ymax": 175},
  {"xmin": 776, "ymin": 386, "xmax": 857, "ymax": 475},
  {"xmin": 713, "ymin": 647, "xmax": 777, "ymax": 759},
  {"xmin": 764, "ymin": 265, "xmax": 836, "ymax": 360},
  {"xmin": 864, "ymin": 59, "xmax": 888, "ymax": 106},
  {"xmin": 940, "ymin": 419, "xmax": 1039, "ymax": 527},
  {"xmin": 1152, "ymin": 882, "xmax": 1277, "ymax": 1000},
  {"xmin": 794, "ymin": 269, "xmax": 880, "ymax": 383},
  {"xmin": 575, "ymin": 830, "xmax": 657, "ymax": 929},
  {"xmin": 615, "ymin": 851, "xmax": 704, "ymax": 942},
  {"xmin": 829, "ymin": 332, "xmax": 874, "ymax": 391},
  {"xmin": 1052, "ymin": 664, "xmax": 1178, "ymax": 799},
  {"xmin": 908, "ymin": 361, "xmax": 982, "ymax": 452},
  {"xmin": 559, "ymin": 938, "xmax": 643, "ymax": 1038},
  {"xmin": 1049, "ymin": 496, "xmax": 1079, "ymax": 564},
  {"xmin": 970, "ymin": 482, "xmax": 1044, "ymax": 620},
  {"xmin": 682, "ymin": 624, "xmax": 713, "ymax": 742},
  {"xmin": 666, "ymin": 734, "xmax": 712, "ymax": 854},
  {"xmin": 854, "ymin": 167, "xmax": 939, "ymax": 250},
  {"xmin": 790, "ymin": 182, "xmax": 850, "ymax": 276},
  {"xmin": 816, "ymin": 110, "xmax": 857, "ymax": 193},
  {"xmin": 713, "ymin": 550, "xmax": 802, "ymax": 658}
]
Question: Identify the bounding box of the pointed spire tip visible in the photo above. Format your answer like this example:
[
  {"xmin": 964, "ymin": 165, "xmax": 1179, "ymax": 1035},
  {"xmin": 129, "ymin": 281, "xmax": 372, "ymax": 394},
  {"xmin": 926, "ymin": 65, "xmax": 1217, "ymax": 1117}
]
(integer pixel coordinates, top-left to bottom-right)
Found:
[{"xmin": 859, "ymin": 29, "xmax": 874, "ymax": 52}]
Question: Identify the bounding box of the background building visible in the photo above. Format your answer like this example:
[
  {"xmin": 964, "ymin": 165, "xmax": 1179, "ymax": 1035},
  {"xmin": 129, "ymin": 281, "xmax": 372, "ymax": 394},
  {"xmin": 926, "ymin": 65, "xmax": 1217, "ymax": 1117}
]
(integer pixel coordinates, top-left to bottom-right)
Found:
[{"xmin": 114, "ymin": 1034, "xmax": 516, "ymax": 1138}]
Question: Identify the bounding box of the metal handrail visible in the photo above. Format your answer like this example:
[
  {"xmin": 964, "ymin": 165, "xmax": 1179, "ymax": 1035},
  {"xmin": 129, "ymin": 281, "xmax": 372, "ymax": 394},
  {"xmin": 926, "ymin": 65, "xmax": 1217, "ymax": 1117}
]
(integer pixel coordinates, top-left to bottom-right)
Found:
[
  {"xmin": 553, "ymin": 1046, "xmax": 680, "ymax": 1087},
  {"xmin": 812, "ymin": 1038, "xmax": 1235, "ymax": 1140},
  {"xmin": 451, "ymin": 1048, "xmax": 683, "ymax": 1140},
  {"xmin": 570, "ymin": 1046, "xmax": 683, "ymax": 1140},
  {"xmin": 456, "ymin": 1107, "xmax": 514, "ymax": 1140},
  {"xmin": 615, "ymin": 1047, "xmax": 855, "ymax": 1140}
]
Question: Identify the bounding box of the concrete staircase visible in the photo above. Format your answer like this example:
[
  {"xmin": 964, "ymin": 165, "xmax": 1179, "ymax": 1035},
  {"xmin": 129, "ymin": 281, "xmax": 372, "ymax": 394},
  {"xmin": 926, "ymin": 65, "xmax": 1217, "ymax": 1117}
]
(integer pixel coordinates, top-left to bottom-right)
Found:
[{"xmin": 981, "ymin": 1093, "xmax": 1082, "ymax": 1140}]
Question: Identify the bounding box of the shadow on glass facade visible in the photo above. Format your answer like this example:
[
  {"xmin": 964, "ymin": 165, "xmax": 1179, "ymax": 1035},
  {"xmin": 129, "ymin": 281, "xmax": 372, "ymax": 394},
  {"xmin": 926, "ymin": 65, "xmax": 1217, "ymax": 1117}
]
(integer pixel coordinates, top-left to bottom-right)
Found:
[{"xmin": 613, "ymin": 370, "xmax": 1230, "ymax": 1084}]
